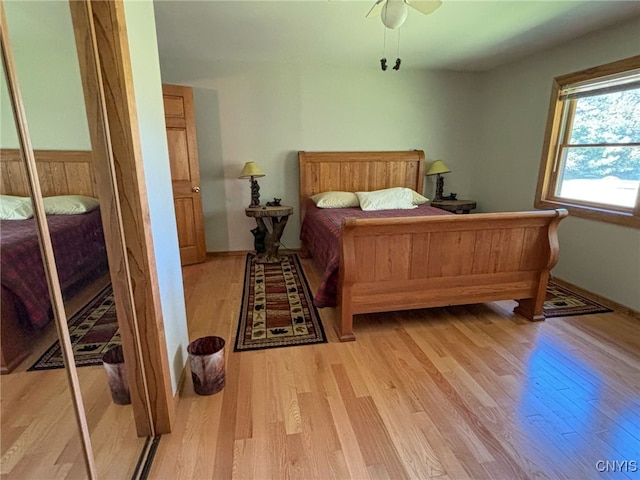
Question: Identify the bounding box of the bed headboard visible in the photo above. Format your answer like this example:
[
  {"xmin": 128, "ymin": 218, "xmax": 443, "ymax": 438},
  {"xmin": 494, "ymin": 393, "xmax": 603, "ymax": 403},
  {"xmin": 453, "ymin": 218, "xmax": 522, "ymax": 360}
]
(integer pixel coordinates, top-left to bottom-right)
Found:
[
  {"xmin": 298, "ymin": 150, "xmax": 425, "ymax": 219},
  {"xmin": 0, "ymin": 149, "xmax": 97, "ymax": 197}
]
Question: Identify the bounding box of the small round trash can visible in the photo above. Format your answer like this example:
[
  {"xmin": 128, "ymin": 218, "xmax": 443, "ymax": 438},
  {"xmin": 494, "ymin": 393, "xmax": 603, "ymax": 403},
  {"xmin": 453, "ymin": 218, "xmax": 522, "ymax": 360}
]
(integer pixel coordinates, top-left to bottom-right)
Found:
[
  {"xmin": 102, "ymin": 345, "xmax": 131, "ymax": 405},
  {"xmin": 188, "ymin": 336, "xmax": 226, "ymax": 395}
]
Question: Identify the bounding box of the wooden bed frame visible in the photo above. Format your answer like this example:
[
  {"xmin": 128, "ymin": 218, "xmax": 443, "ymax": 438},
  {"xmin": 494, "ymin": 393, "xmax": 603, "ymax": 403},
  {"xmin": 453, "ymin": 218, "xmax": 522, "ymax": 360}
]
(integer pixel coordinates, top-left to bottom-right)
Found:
[
  {"xmin": 298, "ymin": 150, "xmax": 568, "ymax": 341},
  {"xmin": 0, "ymin": 148, "xmax": 98, "ymax": 373}
]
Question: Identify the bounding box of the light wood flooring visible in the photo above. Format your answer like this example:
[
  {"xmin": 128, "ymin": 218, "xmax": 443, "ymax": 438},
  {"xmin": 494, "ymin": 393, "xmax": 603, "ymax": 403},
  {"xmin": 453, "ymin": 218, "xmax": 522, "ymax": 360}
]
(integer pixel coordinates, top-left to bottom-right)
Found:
[
  {"xmin": 150, "ymin": 254, "xmax": 640, "ymax": 480},
  {"xmin": 0, "ymin": 274, "xmax": 147, "ymax": 479}
]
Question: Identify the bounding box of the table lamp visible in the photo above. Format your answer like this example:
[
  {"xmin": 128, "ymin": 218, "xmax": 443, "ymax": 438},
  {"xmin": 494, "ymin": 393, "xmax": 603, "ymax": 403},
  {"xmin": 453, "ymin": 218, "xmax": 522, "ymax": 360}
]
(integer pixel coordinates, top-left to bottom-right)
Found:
[
  {"xmin": 425, "ymin": 160, "xmax": 451, "ymax": 201},
  {"xmin": 239, "ymin": 161, "xmax": 266, "ymax": 207}
]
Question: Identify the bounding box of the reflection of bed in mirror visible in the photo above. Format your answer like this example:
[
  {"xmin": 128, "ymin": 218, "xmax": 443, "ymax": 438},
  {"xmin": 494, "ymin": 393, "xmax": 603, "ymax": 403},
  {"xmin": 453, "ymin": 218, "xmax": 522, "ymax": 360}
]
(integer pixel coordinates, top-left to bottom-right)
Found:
[{"xmin": 0, "ymin": 149, "xmax": 109, "ymax": 373}]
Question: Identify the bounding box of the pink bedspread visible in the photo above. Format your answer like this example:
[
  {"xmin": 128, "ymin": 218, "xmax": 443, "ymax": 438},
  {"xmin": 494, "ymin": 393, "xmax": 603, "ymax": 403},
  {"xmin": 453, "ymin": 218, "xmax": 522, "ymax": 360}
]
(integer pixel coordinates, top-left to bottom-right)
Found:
[
  {"xmin": 300, "ymin": 202, "xmax": 449, "ymax": 308},
  {"xmin": 0, "ymin": 209, "xmax": 108, "ymax": 328}
]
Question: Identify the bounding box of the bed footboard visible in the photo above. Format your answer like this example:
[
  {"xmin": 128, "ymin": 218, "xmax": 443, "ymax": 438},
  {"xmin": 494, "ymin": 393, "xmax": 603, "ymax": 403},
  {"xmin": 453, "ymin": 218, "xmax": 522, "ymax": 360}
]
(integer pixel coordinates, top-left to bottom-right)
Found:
[{"xmin": 337, "ymin": 209, "xmax": 568, "ymax": 341}]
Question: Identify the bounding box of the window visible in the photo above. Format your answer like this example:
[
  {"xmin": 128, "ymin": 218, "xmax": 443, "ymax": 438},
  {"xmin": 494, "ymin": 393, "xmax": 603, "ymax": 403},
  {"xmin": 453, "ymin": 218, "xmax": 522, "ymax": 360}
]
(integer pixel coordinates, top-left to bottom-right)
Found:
[{"xmin": 535, "ymin": 56, "xmax": 640, "ymax": 228}]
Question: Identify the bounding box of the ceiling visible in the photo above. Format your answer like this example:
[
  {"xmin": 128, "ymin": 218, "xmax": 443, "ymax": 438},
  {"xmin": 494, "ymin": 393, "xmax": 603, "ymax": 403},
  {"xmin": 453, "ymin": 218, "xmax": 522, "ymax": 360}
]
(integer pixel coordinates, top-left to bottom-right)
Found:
[{"xmin": 153, "ymin": 1, "xmax": 640, "ymax": 72}]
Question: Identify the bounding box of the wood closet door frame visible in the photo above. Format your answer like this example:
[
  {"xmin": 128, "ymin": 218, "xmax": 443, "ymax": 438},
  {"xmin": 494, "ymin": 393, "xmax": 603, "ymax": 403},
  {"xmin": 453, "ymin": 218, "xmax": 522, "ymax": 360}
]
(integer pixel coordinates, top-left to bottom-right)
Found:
[
  {"xmin": 69, "ymin": 0, "xmax": 176, "ymax": 435},
  {"xmin": 162, "ymin": 84, "xmax": 207, "ymax": 266}
]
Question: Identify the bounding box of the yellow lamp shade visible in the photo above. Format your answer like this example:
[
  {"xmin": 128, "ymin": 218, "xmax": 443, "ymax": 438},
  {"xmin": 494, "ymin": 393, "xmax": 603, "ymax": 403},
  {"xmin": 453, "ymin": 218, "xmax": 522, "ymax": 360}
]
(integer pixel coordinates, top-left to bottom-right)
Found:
[
  {"xmin": 426, "ymin": 160, "xmax": 451, "ymax": 176},
  {"xmin": 239, "ymin": 161, "xmax": 265, "ymax": 178}
]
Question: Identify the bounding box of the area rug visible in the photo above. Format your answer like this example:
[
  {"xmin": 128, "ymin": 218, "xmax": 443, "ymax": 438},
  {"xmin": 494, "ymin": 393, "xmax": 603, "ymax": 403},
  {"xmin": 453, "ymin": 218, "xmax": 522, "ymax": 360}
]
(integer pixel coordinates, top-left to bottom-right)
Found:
[
  {"xmin": 544, "ymin": 281, "xmax": 613, "ymax": 318},
  {"xmin": 29, "ymin": 284, "xmax": 120, "ymax": 371},
  {"xmin": 235, "ymin": 253, "xmax": 327, "ymax": 351}
]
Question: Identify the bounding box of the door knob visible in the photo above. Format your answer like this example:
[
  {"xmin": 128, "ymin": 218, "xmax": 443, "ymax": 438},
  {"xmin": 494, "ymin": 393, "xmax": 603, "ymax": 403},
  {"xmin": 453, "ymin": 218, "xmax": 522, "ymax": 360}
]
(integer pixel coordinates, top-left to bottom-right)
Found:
[{"xmin": 192, "ymin": 186, "xmax": 201, "ymax": 193}]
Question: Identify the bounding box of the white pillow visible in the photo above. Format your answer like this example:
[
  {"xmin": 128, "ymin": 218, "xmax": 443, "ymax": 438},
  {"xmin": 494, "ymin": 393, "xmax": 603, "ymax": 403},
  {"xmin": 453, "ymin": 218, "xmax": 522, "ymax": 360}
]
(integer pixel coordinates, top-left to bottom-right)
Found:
[
  {"xmin": 311, "ymin": 191, "xmax": 359, "ymax": 209},
  {"xmin": 0, "ymin": 195, "xmax": 34, "ymax": 220},
  {"xmin": 356, "ymin": 187, "xmax": 417, "ymax": 211},
  {"xmin": 43, "ymin": 195, "xmax": 99, "ymax": 215},
  {"xmin": 412, "ymin": 190, "xmax": 429, "ymax": 205}
]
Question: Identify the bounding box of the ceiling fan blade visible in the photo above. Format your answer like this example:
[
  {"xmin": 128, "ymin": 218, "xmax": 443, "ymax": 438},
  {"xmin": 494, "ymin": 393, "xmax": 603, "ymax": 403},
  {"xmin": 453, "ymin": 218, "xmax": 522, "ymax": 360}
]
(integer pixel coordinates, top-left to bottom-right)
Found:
[
  {"xmin": 405, "ymin": 0, "xmax": 442, "ymax": 15},
  {"xmin": 366, "ymin": 0, "xmax": 386, "ymax": 18}
]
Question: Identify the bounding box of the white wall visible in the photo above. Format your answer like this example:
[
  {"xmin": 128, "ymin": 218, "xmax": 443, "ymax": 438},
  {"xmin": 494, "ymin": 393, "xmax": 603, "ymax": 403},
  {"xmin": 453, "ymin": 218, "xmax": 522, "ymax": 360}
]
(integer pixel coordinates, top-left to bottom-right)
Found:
[
  {"xmin": 124, "ymin": 0, "xmax": 189, "ymax": 393},
  {"xmin": 158, "ymin": 14, "xmax": 639, "ymax": 313},
  {"xmin": 475, "ymin": 18, "xmax": 640, "ymax": 311},
  {"xmin": 1, "ymin": 1, "xmax": 89, "ymax": 149},
  {"xmin": 160, "ymin": 60, "xmax": 481, "ymax": 252}
]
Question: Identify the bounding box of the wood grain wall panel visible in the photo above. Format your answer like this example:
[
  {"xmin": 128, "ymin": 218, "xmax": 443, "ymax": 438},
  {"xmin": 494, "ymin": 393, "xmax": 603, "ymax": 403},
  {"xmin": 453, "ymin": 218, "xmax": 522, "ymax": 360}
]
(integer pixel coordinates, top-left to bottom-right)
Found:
[
  {"xmin": 427, "ymin": 231, "xmax": 477, "ymax": 277},
  {"xmin": 374, "ymin": 236, "xmax": 393, "ymax": 281},
  {"xmin": 353, "ymin": 236, "xmax": 377, "ymax": 282},
  {"xmin": 37, "ymin": 163, "xmax": 57, "ymax": 194},
  {"xmin": 319, "ymin": 163, "xmax": 338, "ymax": 193},
  {"xmin": 405, "ymin": 162, "xmax": 420, "ymax": 190},
  {"xmin": 357, "ymin": 163, "xmax": 373, "ymax": 191},
  {"xmin": 65, "ymin": 163, "xmax": 95, "ymax": 196},
  {"xmin": 471, "ymin": 230, "xmax": 494, "ymax": 274},
  {"xmin": 371, "ymin": 162, "xmax": 388, "ymax": 190},
  {"xmin": 409, "ymin": 234, "xmax": 431, "ymax": 280},
  {"xmin": 520, "ymin": 227, "xmax": 548, "ymax": 270},
  {"xmin": 453, "ymin": 231, "xmax": 478, "ymax": 276},
  {"xmin": 387, "ymin": 234, "xmax": 412, "ymax": 280},
  {"xmin": 0, "ymin": 160, "xmax": 28, "ymax": 195},
  {"xmin": 388, "ymin": 161, "xmax": 406, "ymax": 188},
  {"xmin": 486, "ymin": 230, "xmax": 503, "ymax": 273},
  {"xmin": 495, "ymin": 228, "xmax": 526, "ymax": 272},
  {"xmin": 340, "ymin": 162, "xmax": 358, "ymax": 192}
]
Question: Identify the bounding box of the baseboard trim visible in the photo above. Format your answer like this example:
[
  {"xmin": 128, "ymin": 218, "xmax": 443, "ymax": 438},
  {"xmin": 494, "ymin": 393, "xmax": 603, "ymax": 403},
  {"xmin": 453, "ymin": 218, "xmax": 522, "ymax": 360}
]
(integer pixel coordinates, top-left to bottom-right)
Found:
[
  {"xmin": 206, "ymin": 249, "xmax": 301, "ymax": 258},
  {"xmin": 174, "ymin": 359, "xmax": 188, "ymax": 411},
  {"xmin": 206, "ymin": 250, "xmax": 250, "ymax": 257},
  {"xmin": 552, "ymin": 277, "xmax": 639, "ymax": 321}
]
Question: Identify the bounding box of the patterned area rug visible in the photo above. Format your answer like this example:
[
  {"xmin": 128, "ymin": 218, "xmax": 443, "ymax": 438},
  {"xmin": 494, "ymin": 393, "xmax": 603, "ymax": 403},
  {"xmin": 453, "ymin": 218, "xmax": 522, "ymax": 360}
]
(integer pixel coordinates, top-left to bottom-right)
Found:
[
  {"xmin": 544, "ymin": 281, "xmax": 613, "ymax": 318},
  {"xmin": 29, "ymin": 284, "xmax": 120, "ymax": 371},
  {"xmin": 235, "ymin": 253, "xmax": 327, "ymax": 351}
]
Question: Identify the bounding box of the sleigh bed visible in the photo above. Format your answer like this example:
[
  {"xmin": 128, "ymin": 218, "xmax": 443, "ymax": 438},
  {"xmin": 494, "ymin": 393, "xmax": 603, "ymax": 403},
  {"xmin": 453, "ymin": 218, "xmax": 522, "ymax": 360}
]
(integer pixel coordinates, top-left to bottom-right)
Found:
[{"xmin": 298, "ymin": 150, "xmax": 568, "ymax": 341}]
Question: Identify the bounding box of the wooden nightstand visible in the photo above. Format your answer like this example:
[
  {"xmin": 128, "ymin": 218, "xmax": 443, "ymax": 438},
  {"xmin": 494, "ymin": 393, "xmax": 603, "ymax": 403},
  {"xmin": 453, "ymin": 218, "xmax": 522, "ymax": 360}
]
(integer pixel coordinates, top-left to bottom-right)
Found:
[
  {"xmin": 245, "ymin": 205, "xmax": 293, "ymax": 262},
  {"xmin": 430, "ymin": 199, "xmax": 477, "ymax": 214}
]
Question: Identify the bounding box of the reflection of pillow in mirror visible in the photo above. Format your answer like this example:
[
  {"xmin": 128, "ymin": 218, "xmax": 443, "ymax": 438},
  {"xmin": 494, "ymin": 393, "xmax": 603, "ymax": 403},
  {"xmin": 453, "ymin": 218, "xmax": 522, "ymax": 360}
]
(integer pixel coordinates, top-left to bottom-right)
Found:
[
  {"xmin": 411, "ymin": 190, "xmax": 429, "ymax": 205},
  {"xmin": 43, "ymin": 195, "xmax": 99, "ymax": 215},
  {"xmin": 311, "ymin": 191, "xmax": 359, "ymax": 208},
  {"xmin": 0, "ymin": 195, "xmax": 34, "ymax": 220},
  {"xmin": 356, "ymin": 187, "xmax": 417, "ymax": 211}
]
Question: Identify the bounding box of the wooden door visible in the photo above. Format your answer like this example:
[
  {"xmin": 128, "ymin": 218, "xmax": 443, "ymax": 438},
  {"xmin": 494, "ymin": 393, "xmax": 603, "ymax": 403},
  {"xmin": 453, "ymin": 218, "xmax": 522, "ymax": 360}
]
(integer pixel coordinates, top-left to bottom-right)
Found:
[{"xmin": 162, "ymin": 84, "xmax": 206, "ymax": 265}]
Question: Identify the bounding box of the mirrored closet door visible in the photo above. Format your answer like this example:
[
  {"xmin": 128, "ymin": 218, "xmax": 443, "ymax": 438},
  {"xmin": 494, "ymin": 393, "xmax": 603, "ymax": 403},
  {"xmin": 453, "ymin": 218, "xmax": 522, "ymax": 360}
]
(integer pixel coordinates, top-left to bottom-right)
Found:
[{"xmin": 1, "ymin": 1, "xmax": 153, "ymax": 478}]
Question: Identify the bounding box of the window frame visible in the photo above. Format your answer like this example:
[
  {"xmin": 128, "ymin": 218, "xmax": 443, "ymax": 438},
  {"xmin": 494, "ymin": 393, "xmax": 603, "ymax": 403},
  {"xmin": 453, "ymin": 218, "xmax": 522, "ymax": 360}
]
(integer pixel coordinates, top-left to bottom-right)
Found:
[{"xmin": 535, "ymin": 55, "xmax": 640, "ymax": 229}]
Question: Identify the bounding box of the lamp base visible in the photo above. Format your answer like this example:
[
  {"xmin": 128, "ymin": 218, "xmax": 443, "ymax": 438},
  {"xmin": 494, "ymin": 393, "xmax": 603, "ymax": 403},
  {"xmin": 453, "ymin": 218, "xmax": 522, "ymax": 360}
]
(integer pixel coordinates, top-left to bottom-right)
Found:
[
  {"xmin": 250, "ymin": 178, "xmax": 261, "ymax": 207},
  {"xmin": 434, "ymin": 174, "xmax": 445, "ymax": 201}
]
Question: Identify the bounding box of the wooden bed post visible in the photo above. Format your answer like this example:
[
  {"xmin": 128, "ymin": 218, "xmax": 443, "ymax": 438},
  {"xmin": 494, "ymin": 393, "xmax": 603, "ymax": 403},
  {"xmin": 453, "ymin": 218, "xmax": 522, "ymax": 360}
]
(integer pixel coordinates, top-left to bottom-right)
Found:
[
  {"xmin": 337, "ymin": 221, "xmax": 357, "ymax": 342},
  {"xmin": 513, "ymin": 272, "xmax": 550, "ymax": 321},
  {"xmin": 514, "ymin": 208, "xmax": 568, "ymax": 320}
]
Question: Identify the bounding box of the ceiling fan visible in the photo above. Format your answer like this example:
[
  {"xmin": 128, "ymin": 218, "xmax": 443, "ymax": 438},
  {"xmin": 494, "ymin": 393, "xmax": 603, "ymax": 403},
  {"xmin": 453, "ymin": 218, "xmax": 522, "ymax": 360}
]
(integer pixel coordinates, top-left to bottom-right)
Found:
[{"xmin": 367, "ymin": 0, "xmax": 442, "ymax": 29}]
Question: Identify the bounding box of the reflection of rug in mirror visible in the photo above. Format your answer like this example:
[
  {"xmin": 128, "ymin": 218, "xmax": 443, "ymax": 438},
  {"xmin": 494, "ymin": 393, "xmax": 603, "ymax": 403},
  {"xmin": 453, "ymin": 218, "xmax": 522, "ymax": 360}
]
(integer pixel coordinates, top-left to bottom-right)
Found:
[
  {"xmin": 543, "ymin": 282, "xmax": 612, "ymax": 318},
  {"xmin": 235, "ymin": 253, "xmax": 327, "ymax": 352},
  {"xmin": 28, "ymin": 284, "xmax": 120, "ymax": 371}
]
